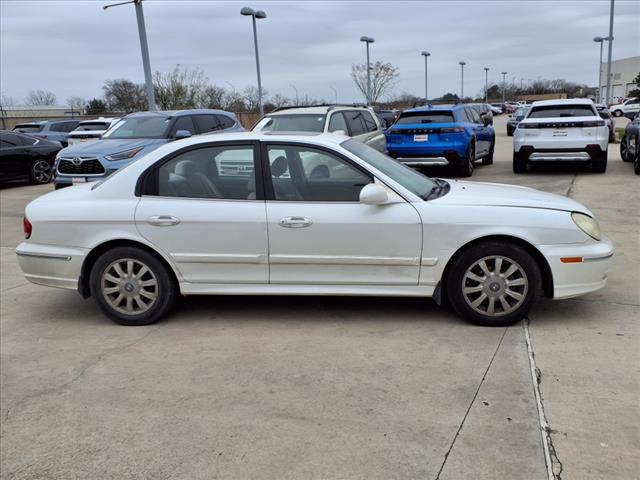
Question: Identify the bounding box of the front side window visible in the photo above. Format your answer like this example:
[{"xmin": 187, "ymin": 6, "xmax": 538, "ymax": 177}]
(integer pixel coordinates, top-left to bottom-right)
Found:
[
  {"xmin": 361, "ymin": 111, "xmax": 378, "ymax": 132},
  {"xmin": 255, "ymin": 114, "xmax": 326, "ymax": 133},
  {"xmin": 104, "ymin": 116, "xmax": 171, "ymax": 139},
  {"xmin": 149, "ymin": 145, "xmax": 257, "ymax": 200},
  {"xmin": 344, "ymin": 111, "xmax": 366, "ymax": 136},
  {"xmin": 528, "ymin": 104, "xmax": 596, "ymax": 118},
  {"xmin": 0, "ymin": 132, "xmax": 22, "ymax": 148},
  {"xmin": 267, "ymin": 144, "xmax": 371, "ymax": 202}
]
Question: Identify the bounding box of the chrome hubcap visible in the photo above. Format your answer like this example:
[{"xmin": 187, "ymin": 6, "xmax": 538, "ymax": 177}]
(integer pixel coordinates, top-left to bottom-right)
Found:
[
  {"xmin": 33, "ymin": 160, "xmax": 52, "ymax": 183},
  {"xmin": 101, "ymin": 258, "xmax": 158, "ymax": 315},
  {"xmin": 462, "ymin": 255, "xmax": 528, "ymax": 317}
]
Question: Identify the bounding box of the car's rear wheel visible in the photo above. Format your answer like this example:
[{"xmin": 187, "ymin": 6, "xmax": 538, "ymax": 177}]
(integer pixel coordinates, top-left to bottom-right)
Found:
[
  {"xmin": 89, "ymin": 246, "xmax": 177, "ymax": 326},
  {"xmin": 613, "ymin": 110, "xmax": 623, "ymax": 117},
  {"xmin": 482, "ymin": 141, "xmax": 494, "ymax": 165},
  {"xmin": 29, "ymin": 160, "xmax": 53, "ymax": 184},
  {"xmin": 513, "ymin": 153, "xmax": 527, "ymax": 173},
  {"xmin": 446, "ymin": 242, "xmax": 541, "ymax": 326},
  {"xmin": 592, "ymin": 152, "xmax": 608, "ymax": 173},
  {"xmin": 620, "ymin": 135, "xmax": 631, "ymax": 162},
  {"xmin": 456, "ymin": 143, "xmax": 474, "ymax": 177}
]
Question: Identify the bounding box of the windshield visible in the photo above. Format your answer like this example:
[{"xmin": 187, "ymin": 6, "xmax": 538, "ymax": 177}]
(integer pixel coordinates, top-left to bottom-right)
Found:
[
  {"xmin": 341, "ymin": 139, "xmax": 436, "ymax": 200},
  {"xmin": 75, "ymin": 122, "xmax": 109, "ymax": 131},
  {"xmin": 396, "ymin": 112, "xmax": 454, "ymax": 124},
  {"xmin": 255, "ymin": 114, "xmax": 326, "ymax": 132},
  {"xmin": 103, "ymin": 116, "xmax": 170, "ymax": 139},
  {"xmin": 528, "ymin": 104, "xmax": 595, "ymax": 118}
]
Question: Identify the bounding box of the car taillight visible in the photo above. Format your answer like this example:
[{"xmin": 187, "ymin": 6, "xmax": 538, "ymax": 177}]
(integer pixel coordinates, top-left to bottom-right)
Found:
[
  {"xmin": 23, "ymin": 217, "xmax": 32, "ymax": 239},
  {"xmin": 582, "ymin": 120, "xmax": 605, "ymax": 127},
  {"xmin": 440, "ymin": 127, "xmax": 465, "ymax": 133}
]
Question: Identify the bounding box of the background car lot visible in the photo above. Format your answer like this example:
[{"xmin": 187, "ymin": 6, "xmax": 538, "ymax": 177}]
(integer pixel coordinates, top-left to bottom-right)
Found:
[{"xmin": 1, "ymin": 115, "xmax": 638, "ymax": 479}]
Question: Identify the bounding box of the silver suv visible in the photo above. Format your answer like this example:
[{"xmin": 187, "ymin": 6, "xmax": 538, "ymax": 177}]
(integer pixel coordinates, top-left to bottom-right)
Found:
[{"xmin": 252, "ymin": 105, "xmax": 387, "ymax": 152}]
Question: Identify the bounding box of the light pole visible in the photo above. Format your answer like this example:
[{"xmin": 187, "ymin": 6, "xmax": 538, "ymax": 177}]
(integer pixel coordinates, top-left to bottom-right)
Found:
[
  {"xmin": 241, "ymin": 7, "xmax": 266, "ymax": 116},
  {"xmin": 501, "ymin": 71, "xmax": 507, "ymax": 104},
  {"xmin": 103, "ymin": 0, "xmax": 156, "ymax": 110},
  {"xmin": 329, "ymin": 86, "xmax": 338, "ymax": 104},
  {"xmin": 593, "ymin": 36, "xmax": 609, "ymax": 103},
  {"xmin": 484, "ymin": 67, "xmax": 490, "ymax": 103},
  {"xmin": 605, "ymin": 0, "xmax": 615, "ymax": 105},
  {"xmin": 290, "ymin": 84, "xmax": 299, "ymax": 105},
  {"xmin": 421, "ymin": 51, "xmax": 431, "ymax": 101},
  {"xmin": 360, "ymin": 36, "xmax": 375, "ymax": 105},
  {"xmin": 459, "ymin": 61, "xmax": 466, "ymax": 101}
]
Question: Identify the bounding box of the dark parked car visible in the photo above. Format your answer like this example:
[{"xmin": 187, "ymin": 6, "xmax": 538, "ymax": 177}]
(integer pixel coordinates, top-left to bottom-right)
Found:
[
  {"xmin": 0, "ymin": 130, "xmax": 62, "ymax": 184},
  {"xmin": 620, "ymin": 112, "xmax": 639, "ymax": 175},
  {"xmin": 13, "ymin": 119, "xmax": 80, "ymax": 147},
  {"xmin": 375, "ymin": 109, "xmax": 399, "ymax": 130},
  {"xmin": 468, "ymin": 103, "xmax": 494, "ymax": 125},
  {"xmin": 507, "ymin": 106, "xmax": 530, "ymax": 136}
]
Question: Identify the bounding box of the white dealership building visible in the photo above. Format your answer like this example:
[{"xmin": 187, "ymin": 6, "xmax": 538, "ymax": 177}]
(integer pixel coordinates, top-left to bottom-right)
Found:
[{"xmin": 598, "ymin": 56, "xmax": 640, "ymax": 102}]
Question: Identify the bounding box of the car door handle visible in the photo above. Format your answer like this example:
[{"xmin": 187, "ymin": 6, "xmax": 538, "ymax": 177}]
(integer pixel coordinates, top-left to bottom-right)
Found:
[
  {"xmin": 147, "ymin": 215, "xmax": 180, "ymax": 226},
  {"xmin": 279, "ymin": 216, "xmax": 313, "ymax": 228}
]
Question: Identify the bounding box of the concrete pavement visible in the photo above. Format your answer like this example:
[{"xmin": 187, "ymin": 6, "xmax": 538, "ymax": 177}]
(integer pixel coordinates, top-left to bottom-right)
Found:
[{"xmin": 1, "ymin": 115, "xmax": 638, "ymax": 479}]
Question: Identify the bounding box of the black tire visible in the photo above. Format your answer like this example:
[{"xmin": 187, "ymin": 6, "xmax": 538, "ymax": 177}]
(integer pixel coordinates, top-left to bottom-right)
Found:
[
  {"xmin": 613, "ymin": 110, "xmax": 623, "ymax": 118},
  {"xmin": 513, "ymin": 153, "xmax": 527, "ymax": 173},
  {"xmin": 482, "ymin": 141, "xmax": 494, "ymax": 165},
  {"xmin": 608, "ymin": 129, "xmax": 615, "ymax": 144},
  {"xmin": 29, "ymin": 159, "xmax": 53, "ymax": 185},
  {"xmin": 635, "ymin": 155, "xmax": 640, "ymax": 175},
  {"xmin": 456, "ymin": 142, "xmax": 474, "ymax": 177},
  {"xmin": 620, "ymin": 135, "xmax": 631, "ymax": 162},
  {"xmin": 507, "ymin": 131, "xmax": 513, "ymax": 137},
  {"xmin": 446, "ymin": 241, "xmax": 541, "ymax": 327},
  {"xmin": 89, "ymin": 246, "xmax": 177, "ymax": 326},
  {"xmin": 592, "ymin": 152, "xmax": 608, "ymax": 173}
]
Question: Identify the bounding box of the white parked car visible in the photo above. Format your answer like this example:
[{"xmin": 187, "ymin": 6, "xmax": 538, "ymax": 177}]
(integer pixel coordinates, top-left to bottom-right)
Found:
[
  {"xmin": 513, "ymin": 99, "xmax": 608, "ymax": 173},
  {"xmin": 66, "ymin": 117, "xmax": 120, "ymax": 146},
  {"xmin": 253, "ymin": 105, "xmax": 387, "ymax": 153},
  {"xmin": 17, "ymin": 133, "xmax": 613, "ymax": 327},
  {"xmin": 609, "ymin": 97, "xmax": 639, "ymax": 118}
]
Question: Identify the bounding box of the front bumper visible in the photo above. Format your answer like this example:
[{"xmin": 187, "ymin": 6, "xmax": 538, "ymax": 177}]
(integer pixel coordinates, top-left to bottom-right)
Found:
[
  {"xmin": 16, "ymin": 242, "xmax": 88, "ymax": 290},
  {"xmin": 538, "ymin": 236, "xmax": 614, "ymax": 299}
]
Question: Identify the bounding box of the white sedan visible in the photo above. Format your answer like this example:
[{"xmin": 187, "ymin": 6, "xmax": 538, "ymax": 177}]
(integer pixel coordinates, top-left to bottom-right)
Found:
[{"xmin": 16, "ymin": 132, "xmax": 614, "ymax": 326}]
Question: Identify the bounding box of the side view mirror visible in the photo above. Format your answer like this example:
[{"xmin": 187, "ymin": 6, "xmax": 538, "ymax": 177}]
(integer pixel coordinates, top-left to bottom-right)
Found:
[
  {"xmin": 359, "ymin": 183, "xmax": 388, "ymax": 205},
  {"xmin": 174, "ymin": 130, "xmax": 192, "ymax": 140}
]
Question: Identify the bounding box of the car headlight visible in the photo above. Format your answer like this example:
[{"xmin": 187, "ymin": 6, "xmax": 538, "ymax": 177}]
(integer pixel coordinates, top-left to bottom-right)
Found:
[
  {"xmin": 571, "ymin": 212, "xmax": 601, "ymax": 241},
  {"xmin": 105, "ymin": 147, "xmax": 144, "ymax": 161}
]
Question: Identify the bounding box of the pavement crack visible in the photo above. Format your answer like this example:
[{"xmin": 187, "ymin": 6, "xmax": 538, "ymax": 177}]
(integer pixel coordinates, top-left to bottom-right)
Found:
[
  {"xmin": 565, "ymin": 174, "xmax": 577, "ymax": 198},
  {"xmin": 523, "ymin": 317, "xmax": 563, "ymax": 480},
  {"xmin": 433, "ymin": 326, "xmax": 508, "ymax": 480}
]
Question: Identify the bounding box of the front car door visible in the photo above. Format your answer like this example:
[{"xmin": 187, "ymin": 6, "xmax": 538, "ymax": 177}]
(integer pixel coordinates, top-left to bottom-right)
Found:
[
  {"xmin": 0, "ymin": 132, "xmax": 29, "ymax": 180},
  {"xmin": 466, "ymin": 107, "xmax": 490, "ymax": 156},
  {"xmin": 135, "ymin": 142, "xmax": 269, "ymax": 286},
  {"xmin": 262, "ymin": 142, "xmax": 422, "ymax": 285}
]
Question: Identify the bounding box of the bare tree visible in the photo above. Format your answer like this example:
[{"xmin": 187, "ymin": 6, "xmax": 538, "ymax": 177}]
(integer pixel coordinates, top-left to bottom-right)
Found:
[
  {"xmin": 153, "ymin": 65, "xmax": 209, "ymax": 110},
  {"xmin": 351, "ymin": 61, "xmax": 399, "ymax": 104},
  {"xmin": 223, "ymin": 90, "xmax": 247, "ymax": 112},
  {"xmin": 243, "ymin": 86, "xmax": 269, "ymax": 112},
  {"xmin": 270, "ymin": 93, "xmax": 290, "ymax": 109},
  {"xmin": 66, "ymin": 96, "xmax": 86, "ymax": 113},
  {"xmin": 0, "ymin": 94, "xmax": 16, "ymax": 106},
  {"xmin": 26, "ymin": 89, "xmax": 57, "ymax": 105},
  {"xmin": 198, "ymin": 85, "xmax": 226, "ymax": 109},
  {"xmin": 103, "ymin": 79, "xmax": 147, "ymax": 113}
]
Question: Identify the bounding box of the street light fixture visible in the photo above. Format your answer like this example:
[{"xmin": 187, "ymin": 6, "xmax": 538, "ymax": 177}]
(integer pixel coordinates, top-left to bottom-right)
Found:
[
  {"xmin": 241, "ymin": 7, "xmax": 267, "ymax": 116},
  {"xmin": 484, "ymin": 67, "xmax": 490, "ymax": 103},
  {"xmin": 329, "ymin": 86, "xmax": 338, "ymax": 104},
  {"xmin": 501, "ymin": 71, "xmax": 508, "ymax": 104},
  {"xmin": 360, "ymin": 36, "xmax": 375, "ymax": 105},
  {"xmin": 103, "ymin": 0, "xmax": 156, "ymax": 110},
  {"xmin": 593, "ymin": 36, "xmax": 611, "ymax": 103},
  {"xmin": 421, "ymin": 51, "xmax": 431, "ymax": 102},
  {"xmin": 459, "ymin": 61, "xmax": 466, "ymax": 101}
]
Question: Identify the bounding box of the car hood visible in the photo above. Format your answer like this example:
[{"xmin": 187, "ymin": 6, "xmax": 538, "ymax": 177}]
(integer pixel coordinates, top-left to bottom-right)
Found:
[
  {"xmin": 58, "ymin": 138, "xmax": 167, "ymax": 156},
  {"xmin": 432, "ymin": 180, "xmax": 593, "ymax": 215}
]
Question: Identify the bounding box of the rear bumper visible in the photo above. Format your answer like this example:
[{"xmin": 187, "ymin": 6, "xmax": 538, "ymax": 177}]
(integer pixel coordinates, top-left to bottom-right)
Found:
[
  {"xmin": 16, "ymin": 242, "xmax": 88, "ymax": 290},
  {"xmin": 514, "ymin": 146, "xmax": 607, "ymax": 163},
  {"xmin": 538, "ymin": 236, "xmax": 614, "ymax": 299},
  {"xmin": 388, "ymin": 145, "xmax": 467, "ymax": 167}
]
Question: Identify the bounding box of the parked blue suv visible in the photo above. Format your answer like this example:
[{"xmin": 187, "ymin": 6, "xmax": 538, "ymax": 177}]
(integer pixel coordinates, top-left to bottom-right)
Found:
[
  {"xmin": 385, "ymin": 104, "xmax": 495, "ymax": 177},
  {"xmin": 53, "ymin": 109, "xmax": 244, "ymax": 188}
]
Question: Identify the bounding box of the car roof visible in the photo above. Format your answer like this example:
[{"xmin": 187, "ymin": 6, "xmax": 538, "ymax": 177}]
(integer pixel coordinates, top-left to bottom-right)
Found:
[
  {"xmin": 166, "ymin": 130, "xmax": 347, "ymax": 147},
  {"xmin": 529, "ymin": 98, "xmax": 595, "ymax": 107},
  {"xmin": 267, "ymin": 105, "xmax": 373, "ymax": 116},
  {"xmin": 403, "ymin": 104, "xmax": 458, "ymax": 113},
  {"xmin": 124, "ymin": 109, "xmax": 234, "ymax": 119}
]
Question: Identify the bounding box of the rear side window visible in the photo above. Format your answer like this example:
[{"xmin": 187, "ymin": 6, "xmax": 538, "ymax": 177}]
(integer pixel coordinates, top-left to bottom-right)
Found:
[
  {"xmin": 51, "ymin": 121, "xmax": 78, "ymax": 132},
  {"xmin": 194, "ymin": 115, "xmax": 222, "ymax": 133},
  {"xmin": 0, "ymin": 132, "xmax": 23, "ymax": 148},
  {"xmin": 528, "ymin": 105, "xmax": 596, "ymax": 118},
  {"xmin": 396, "ymin": 112, "xmax": 455, "ymax": 124},
  {"xmin": 217, "ymin": 115, "xmax": 236, "ymax": 129},
  {"xmin": 344, "ymin": 111, "xmax": 366, "ymax": 136},
  {"xmin": 361, "ymin": 111, "xmax": 378, "ymax": 133}
]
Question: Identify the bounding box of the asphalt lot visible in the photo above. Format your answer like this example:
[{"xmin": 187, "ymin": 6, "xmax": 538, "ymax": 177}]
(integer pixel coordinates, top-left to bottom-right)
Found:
[{"xmin": 1, "ymin": 115, "xmax": 638, "ymax": 479}]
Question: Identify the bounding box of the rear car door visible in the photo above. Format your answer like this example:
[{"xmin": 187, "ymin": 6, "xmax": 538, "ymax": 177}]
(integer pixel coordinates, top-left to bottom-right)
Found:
[
  {"xmin": 0, "ymin": 132, "xmax": 29, "ymax": 180},
  {"xmin": 466, "ymin": 108, "xmax": 491, "ymax": 156},
  {"xmin": 193, "ymin": 115, "xmax": 222, "ymax": 135},
  {"xmin": 135, "ymin": 142, "xmax": 269, "ymax": 285},
  {"xmin": 262, "ymin": 142, "xmax": 422, "ymax": 285}
]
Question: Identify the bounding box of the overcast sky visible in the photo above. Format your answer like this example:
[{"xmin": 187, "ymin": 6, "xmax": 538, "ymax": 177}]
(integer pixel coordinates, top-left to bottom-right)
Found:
[{"xmin": 1, "ymin": 0, "xmax": 639, "ymax": 106}]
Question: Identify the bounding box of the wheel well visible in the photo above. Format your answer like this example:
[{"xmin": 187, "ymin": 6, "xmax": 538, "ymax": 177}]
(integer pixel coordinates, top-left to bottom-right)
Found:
[
  {"xmin": 78, "ymin": 239, "xmax": 179, "ymax": 298},
  {"xmin": 439, "ymin": 235, "xmax": 554, "ymax": 301}
]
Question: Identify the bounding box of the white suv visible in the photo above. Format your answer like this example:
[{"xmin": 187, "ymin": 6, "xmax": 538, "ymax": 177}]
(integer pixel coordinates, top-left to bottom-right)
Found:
[
  {"xmin": 513, "ymin": 99, "xmax": 608, "ymax": 173},
  {"xmin": 67, "ymin": 117, "xmax": 120, "ymax": 146},
  {"xmin": 252, "ymin": 105, "xmax": 387, "ymax": 152},
  {"xmin": 609, "ymin": 98, "xmax": 640, "ymax": 118}
]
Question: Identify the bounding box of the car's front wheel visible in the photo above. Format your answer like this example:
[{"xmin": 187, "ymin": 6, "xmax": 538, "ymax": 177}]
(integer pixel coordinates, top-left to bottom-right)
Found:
[
  {"xmin": 613, "ymin": 110, "xmax": 623, "ymax": 117},
  {"xmin": 89, "ymin": 246, "xmax": 177, "ymax": 326},
  {"xmin": 620, "ymin": 135, "xmax": 631, "ymax": 162},
  {"xmin": 29, "ymin": 159, "xmax": 53, "ymax": 184},
  {"xmin": 446, "ymin": 242, "xmax": 541, "ymax": 326}
]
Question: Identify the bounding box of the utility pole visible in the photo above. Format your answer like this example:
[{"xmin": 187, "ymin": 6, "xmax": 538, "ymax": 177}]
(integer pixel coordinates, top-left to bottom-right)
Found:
[
  {"xmin": 501, "ymin": 71, "xmax": 508, "ymax": 104},
  {"xmin": 484, "ymin": 67, "xmax": 490, "ymax": 103},
  {"xmin": 605, "ymin": 0, "xmax": 615, "ymax": 105}
]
